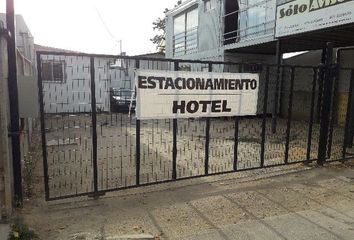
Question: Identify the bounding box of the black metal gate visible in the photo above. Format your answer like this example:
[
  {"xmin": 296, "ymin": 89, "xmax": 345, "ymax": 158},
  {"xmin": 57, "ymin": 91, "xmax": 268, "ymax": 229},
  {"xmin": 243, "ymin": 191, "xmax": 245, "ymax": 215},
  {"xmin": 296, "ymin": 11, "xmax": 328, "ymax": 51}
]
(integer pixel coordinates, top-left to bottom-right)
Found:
[{"xmin": 37, "ymin": 45, "xmax": 354, "ymax": 201}]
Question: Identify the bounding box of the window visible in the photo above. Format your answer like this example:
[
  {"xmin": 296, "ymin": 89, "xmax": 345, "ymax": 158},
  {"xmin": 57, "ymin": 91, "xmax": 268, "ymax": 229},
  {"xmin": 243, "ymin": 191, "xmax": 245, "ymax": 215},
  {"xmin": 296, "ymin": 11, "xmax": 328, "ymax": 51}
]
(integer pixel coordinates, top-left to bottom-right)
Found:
[
  {"xmin": 173, "ymin": 7, "xmax": 199, "ymax": 56},
  {"xmin": 224, "ymin": 0, "xmax": 239, "ymax": 45},
  {"xmin": 42, "ymin": 61, "xmax": 65, "ymax": 83},
  {"xmin": 223, "ymin": 0, "xmax": 275, "ymax": 45},
  {"xmin": 204, "ymin": 0, "xmax": 217, "ymax": 12},
  {"xmin": 240, "ymin": 0, "xmax": 275, "ymax": 39}
]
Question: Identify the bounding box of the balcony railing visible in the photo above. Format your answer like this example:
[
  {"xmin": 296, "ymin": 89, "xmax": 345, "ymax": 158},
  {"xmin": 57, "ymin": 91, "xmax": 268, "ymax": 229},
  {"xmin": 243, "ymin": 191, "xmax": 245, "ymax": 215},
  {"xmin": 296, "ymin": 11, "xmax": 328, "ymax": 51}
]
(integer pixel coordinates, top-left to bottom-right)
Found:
[
  {"xmin": 173, "ymin": 27, "xmax": 198, "ymax": 57},
  {"xmin": 223, "ymin": 20, "xmax": 275, "ymax": 45},
  {"xmin": 223, "ymin": 0, "xmax": 276, "ymax": 46}
]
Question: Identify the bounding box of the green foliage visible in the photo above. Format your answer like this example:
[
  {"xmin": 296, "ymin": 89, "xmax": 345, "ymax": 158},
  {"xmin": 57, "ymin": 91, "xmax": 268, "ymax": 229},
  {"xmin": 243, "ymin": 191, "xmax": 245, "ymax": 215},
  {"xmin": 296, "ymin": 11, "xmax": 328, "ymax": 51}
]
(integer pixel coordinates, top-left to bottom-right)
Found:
[
  {"xmin": 150, "ymin": 1, "xmax": 182, "ymax": 52},
  {"xmin": 7, "ymin": 222, "xmax": 38, "ymax": 240}
]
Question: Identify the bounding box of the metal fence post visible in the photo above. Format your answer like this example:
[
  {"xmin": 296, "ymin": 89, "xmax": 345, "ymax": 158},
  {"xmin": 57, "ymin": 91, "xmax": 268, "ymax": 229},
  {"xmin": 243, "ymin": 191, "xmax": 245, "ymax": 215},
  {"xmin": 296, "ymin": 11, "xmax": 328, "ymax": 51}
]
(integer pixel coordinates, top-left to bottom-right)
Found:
[
  {"xmin": 135, "ymin": 60, "xmax": 141, "ymax": 185},
  {"xmin": 234, "ymin": 63, "xmax": 243, "ymax": 171},
  {"xmin": 343, "ymin": 70, "xmax": 354, "ymax": 157},
  {"xmin": 284, "ymin": 67, "xmax": 295, "ymax": 164},
  {"xmin": 233, "ymin": 116, "xmax": 239, "ymax": 171},
  {"xmin": 272, "ymin": 40, "xmax": 282, "ymax": 133},
  {"xmin": 306, "ymin": 68, "xmax": 318, "ymax": 162},
  {"xmin": 204, "ymin": 63, "xmax": 212, "ymax": 175},
  {"xmin": 316, "ymin": 46, "xmax": 327, "ymax": 123},
  {"xmin": 36, "ymin": 53, "xmax": 50, "ymax": 201},
  {"xmin": 317, "ymin": 42, "xmax": 334, "ymax": 165},
  {"xmin": 327, "ymin": 63, "xmax": 340, "ymax": 158},
  {"xmin": 6, "ymin": 0, "xmax": 22, "ymax": 206},
  {"xmin": 90, "ymin": 57, "xmax": 99, "ymax": 198},
  {"xmin": 260, "ymin": 66, "xmax": 270, "ymax": 167},
  {"xmin": 172, "ymin": 61, "xmax": 178, "ymax": 180}
]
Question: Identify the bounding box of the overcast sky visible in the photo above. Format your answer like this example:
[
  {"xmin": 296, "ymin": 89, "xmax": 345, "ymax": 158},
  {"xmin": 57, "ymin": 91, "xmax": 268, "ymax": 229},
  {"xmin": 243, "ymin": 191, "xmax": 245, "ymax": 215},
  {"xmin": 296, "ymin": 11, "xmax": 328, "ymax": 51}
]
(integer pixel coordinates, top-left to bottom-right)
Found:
[{"xmin": 2, "ymin": 0, "xmax": 180, "ymax": 55}]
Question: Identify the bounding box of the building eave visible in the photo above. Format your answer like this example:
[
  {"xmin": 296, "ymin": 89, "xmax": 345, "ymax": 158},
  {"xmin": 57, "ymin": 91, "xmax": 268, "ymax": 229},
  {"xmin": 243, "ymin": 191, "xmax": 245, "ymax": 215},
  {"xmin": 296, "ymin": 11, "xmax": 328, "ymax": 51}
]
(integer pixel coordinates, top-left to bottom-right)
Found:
[{"xmin": 166, "ymin": 0, "xmax": 198, "ymax": 17}]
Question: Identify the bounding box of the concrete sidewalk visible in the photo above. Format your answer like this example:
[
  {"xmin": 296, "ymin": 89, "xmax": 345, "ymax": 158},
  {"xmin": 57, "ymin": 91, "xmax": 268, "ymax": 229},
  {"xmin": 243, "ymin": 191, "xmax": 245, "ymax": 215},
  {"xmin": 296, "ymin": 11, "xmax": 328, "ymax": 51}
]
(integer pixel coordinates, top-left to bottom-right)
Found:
[
  {"xmin": 21, "ymin": 162, "xmax": 354, "ymax": 240},
  {"xmin": 178, "ymin": 203, "xmax": 354, "ymax": 240}
]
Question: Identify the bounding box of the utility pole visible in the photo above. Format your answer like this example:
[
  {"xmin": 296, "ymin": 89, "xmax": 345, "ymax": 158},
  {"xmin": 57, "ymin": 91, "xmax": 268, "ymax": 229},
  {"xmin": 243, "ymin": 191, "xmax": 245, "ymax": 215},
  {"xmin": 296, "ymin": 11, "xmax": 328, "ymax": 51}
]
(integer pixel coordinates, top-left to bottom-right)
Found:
[{"xmin": 6, "ymin": 0, "xmax": 23, "ymax": 206}]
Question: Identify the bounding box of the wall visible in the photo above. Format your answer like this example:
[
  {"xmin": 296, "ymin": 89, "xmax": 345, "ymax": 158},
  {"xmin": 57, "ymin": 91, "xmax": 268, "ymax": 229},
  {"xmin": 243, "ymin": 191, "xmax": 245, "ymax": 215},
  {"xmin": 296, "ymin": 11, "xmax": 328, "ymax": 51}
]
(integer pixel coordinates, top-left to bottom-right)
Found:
[
  {"xmin": 40, "ymin": 56, "xmax": 172, "ymax": 114},
  {"xmin": 165, "ymin": 0, "xmax": 222, "ymax": 60},
  {"xmin": 0, "ymin": 14, "xmax": 34, "ymax": 63},
  {"xmin": 283, "ymin": 49, "xmax": 354, "ymax": 123},
  {"xmin": 165, "ymin": 0, "xmax": 277, "ymax": 61},
  {"xmin": 0, "ymin": 30, "xmax": 13, "ymax": 221}
]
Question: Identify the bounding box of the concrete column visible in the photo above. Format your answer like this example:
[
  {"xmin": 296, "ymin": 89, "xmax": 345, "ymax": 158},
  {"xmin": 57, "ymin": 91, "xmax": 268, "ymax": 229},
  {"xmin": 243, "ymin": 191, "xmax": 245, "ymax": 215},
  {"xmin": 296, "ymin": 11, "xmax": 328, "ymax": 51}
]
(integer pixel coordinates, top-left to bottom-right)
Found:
[{"xmin": 0, "ymin": 32, "xmax": 14, "ymax": 220}]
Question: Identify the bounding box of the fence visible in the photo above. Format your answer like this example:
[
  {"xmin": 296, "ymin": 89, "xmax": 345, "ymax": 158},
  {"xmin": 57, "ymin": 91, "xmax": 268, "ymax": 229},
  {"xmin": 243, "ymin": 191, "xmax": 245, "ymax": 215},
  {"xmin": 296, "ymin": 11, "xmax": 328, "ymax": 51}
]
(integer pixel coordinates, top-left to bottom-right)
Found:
[{"xmin": 36, "ymin": 50, "xmax": 353, "ymax": 201}]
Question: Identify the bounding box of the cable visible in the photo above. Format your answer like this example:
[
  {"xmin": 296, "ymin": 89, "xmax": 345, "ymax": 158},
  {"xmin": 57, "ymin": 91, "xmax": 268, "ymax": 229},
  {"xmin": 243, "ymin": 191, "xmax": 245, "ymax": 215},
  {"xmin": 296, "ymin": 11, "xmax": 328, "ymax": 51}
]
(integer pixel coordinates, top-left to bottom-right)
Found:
[{"xmin": 93, "ymin": 6, "xmax": 122, "ymax": 53}]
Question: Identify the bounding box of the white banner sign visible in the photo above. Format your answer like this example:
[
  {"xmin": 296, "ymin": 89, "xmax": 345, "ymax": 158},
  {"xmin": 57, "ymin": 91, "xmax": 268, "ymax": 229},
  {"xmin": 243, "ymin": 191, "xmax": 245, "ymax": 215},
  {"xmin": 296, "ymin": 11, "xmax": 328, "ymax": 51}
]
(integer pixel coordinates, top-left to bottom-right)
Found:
[
  {"xmin": 275, "ymin": 0, "xmax": 354, "ymax": 37},
  {"xmin": 135, "ymin": 69, "xmax": 259, "ymax": 119}
]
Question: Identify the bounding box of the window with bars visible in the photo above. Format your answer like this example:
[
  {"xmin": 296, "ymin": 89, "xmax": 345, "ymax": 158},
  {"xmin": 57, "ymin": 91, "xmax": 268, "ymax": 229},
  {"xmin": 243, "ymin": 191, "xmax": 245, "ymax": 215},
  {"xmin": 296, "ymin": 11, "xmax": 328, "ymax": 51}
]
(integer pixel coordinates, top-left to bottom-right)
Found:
[
  {"xmin": 173, "ymin": 7, "xmax": 199, "ymax": 56},
  {"xmin": 42, "ymin": 61, "xmax": 65, "ymax": 83}
]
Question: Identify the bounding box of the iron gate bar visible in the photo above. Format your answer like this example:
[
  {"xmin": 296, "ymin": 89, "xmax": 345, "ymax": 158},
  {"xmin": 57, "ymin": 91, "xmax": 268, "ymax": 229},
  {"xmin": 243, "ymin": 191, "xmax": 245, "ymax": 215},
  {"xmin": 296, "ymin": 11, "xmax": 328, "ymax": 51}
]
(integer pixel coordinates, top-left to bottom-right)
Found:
[
  {"xmin": 327, "ymin": 64, "xmax": 340, "ymax": 158},
  {"xmin": 347, "ymin": 71, "xmax": 354, "ymax": 148},
  {"xmin": 260, "ymin": 66, "xmax": 270, "ymax": 167},
  {"xmin": 36, "ymin": 50, "xmax": 354, "ymax": 201},
  {"xmin": 35, "ymin": 51, "xmax": 325, "ymax": 69},
  {"xmin": 336, "ymin": 47, "xmax": 354, "ymax": 158},
  {"xmin": 349, "ymin": 69, "xmax": 354, "ymax": 148},
  {"xmin": 318, "ymin": 43, "xmax": 334, "ymax": 165},
  {"xmin": 233, "ymin": 63, "xmax": 243, "ymax": 171},
  {"xmin": 135, "ymin": 60, "xmax": 141, "ymax": 185},
  {"xmin": 278, "ymin": 66, "xmax": 286, "ymax": 119},
  {"xmin": 344, "ymin": 70, "xmax": 354, "ymax": 150},
  {"xmin": 89, "ymin": 57, "xmax": 99, "ymax": 198},
  {"xmin": 234, "ymin": 117, "xmax": 239, "ymax": 171},
  {"xmin": 272, "ymin": 40, "xmax": 282, "ymax": 133},
  {"xmin": 284, "ymin": 67, "xmax": 295, "ymax": 164},
  {"xmin": 37, "ymin": 53, "xmax": 50, "ymax": 201},
  {"xmin": 204, "ymin": 63, "xmax": 213, "ymax": 175},
  {"xmin": 88, "ymin": 159, "xmax": 318, "ymax": 198},
  {"xmin": 172, "ymin": 61, "xmax": 178, "ymax": 180},
  {"xmin": 316, "ymin": 46, "xmax": 328, "ymax": 123},
  {"xmin": 306, "ymin": 68, "xmax": 318, "ymax": 162}
]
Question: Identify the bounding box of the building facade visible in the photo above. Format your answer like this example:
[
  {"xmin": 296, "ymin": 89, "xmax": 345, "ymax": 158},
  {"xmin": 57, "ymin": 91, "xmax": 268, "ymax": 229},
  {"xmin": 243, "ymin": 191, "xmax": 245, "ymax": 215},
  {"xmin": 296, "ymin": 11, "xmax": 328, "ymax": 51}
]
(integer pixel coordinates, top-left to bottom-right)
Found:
[
  {"xmin": 165, "ymin": 0, "xmax": 277, "ymax": 63},
  {"xmin": 0, "ymin": 14, "xmax": 36, "ymax": 220},
  {"xmin": 165, "ymin": 0, "xmax": 354, "ymax": 120},
  {"xmin": 165, "ymin": 0, "xmax": 354, "ymax": 60}
]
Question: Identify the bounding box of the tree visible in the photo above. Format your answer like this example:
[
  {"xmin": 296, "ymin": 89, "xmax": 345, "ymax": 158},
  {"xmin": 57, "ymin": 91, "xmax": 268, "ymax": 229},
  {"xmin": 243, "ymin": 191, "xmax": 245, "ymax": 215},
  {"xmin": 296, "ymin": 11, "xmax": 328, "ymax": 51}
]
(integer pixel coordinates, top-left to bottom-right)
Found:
[{"xmin": 151, "ymin": 1, "xmax": 182, "ymax": 53}]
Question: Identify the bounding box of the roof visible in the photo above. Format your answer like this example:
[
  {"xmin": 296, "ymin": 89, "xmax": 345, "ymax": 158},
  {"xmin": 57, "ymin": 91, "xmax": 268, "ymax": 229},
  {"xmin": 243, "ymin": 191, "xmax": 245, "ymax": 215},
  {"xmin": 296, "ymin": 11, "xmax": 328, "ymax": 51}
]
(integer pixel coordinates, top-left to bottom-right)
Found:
[
  {"xmin": 35, "ymin": 44, "xmax": 165, "ymax": 58},
  {"xmin": 132, "ymin": 52, "xmax": 165, "ymax": 58},
  {"xmin": 34, "ymin": 44, "xmax": 85, "ymax": 54},
  {"xmin": 166, "ymin": 0, "xmax": 197, "ymax": 16}
]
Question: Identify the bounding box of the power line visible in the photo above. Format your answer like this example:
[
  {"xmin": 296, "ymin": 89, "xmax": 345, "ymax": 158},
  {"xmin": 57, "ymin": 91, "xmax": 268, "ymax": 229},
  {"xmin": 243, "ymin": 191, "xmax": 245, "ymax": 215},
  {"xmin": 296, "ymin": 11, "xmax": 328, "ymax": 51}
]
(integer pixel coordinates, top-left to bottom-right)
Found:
[{"xmin": 94, "ymin": 6, "xmax": 122, "ymax": 53}]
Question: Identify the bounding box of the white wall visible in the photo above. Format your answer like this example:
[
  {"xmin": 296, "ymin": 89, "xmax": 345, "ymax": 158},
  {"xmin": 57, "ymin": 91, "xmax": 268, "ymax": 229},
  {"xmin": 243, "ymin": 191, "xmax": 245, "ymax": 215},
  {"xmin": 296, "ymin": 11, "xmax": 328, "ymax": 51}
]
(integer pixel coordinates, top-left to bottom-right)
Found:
[
  {"xmin": 41, "ymin": 56, "xmax": 174, "ymax": 114},
  {"xmin": 165, "ymin": 0, "xmax": 222, "ymax": 60}
]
